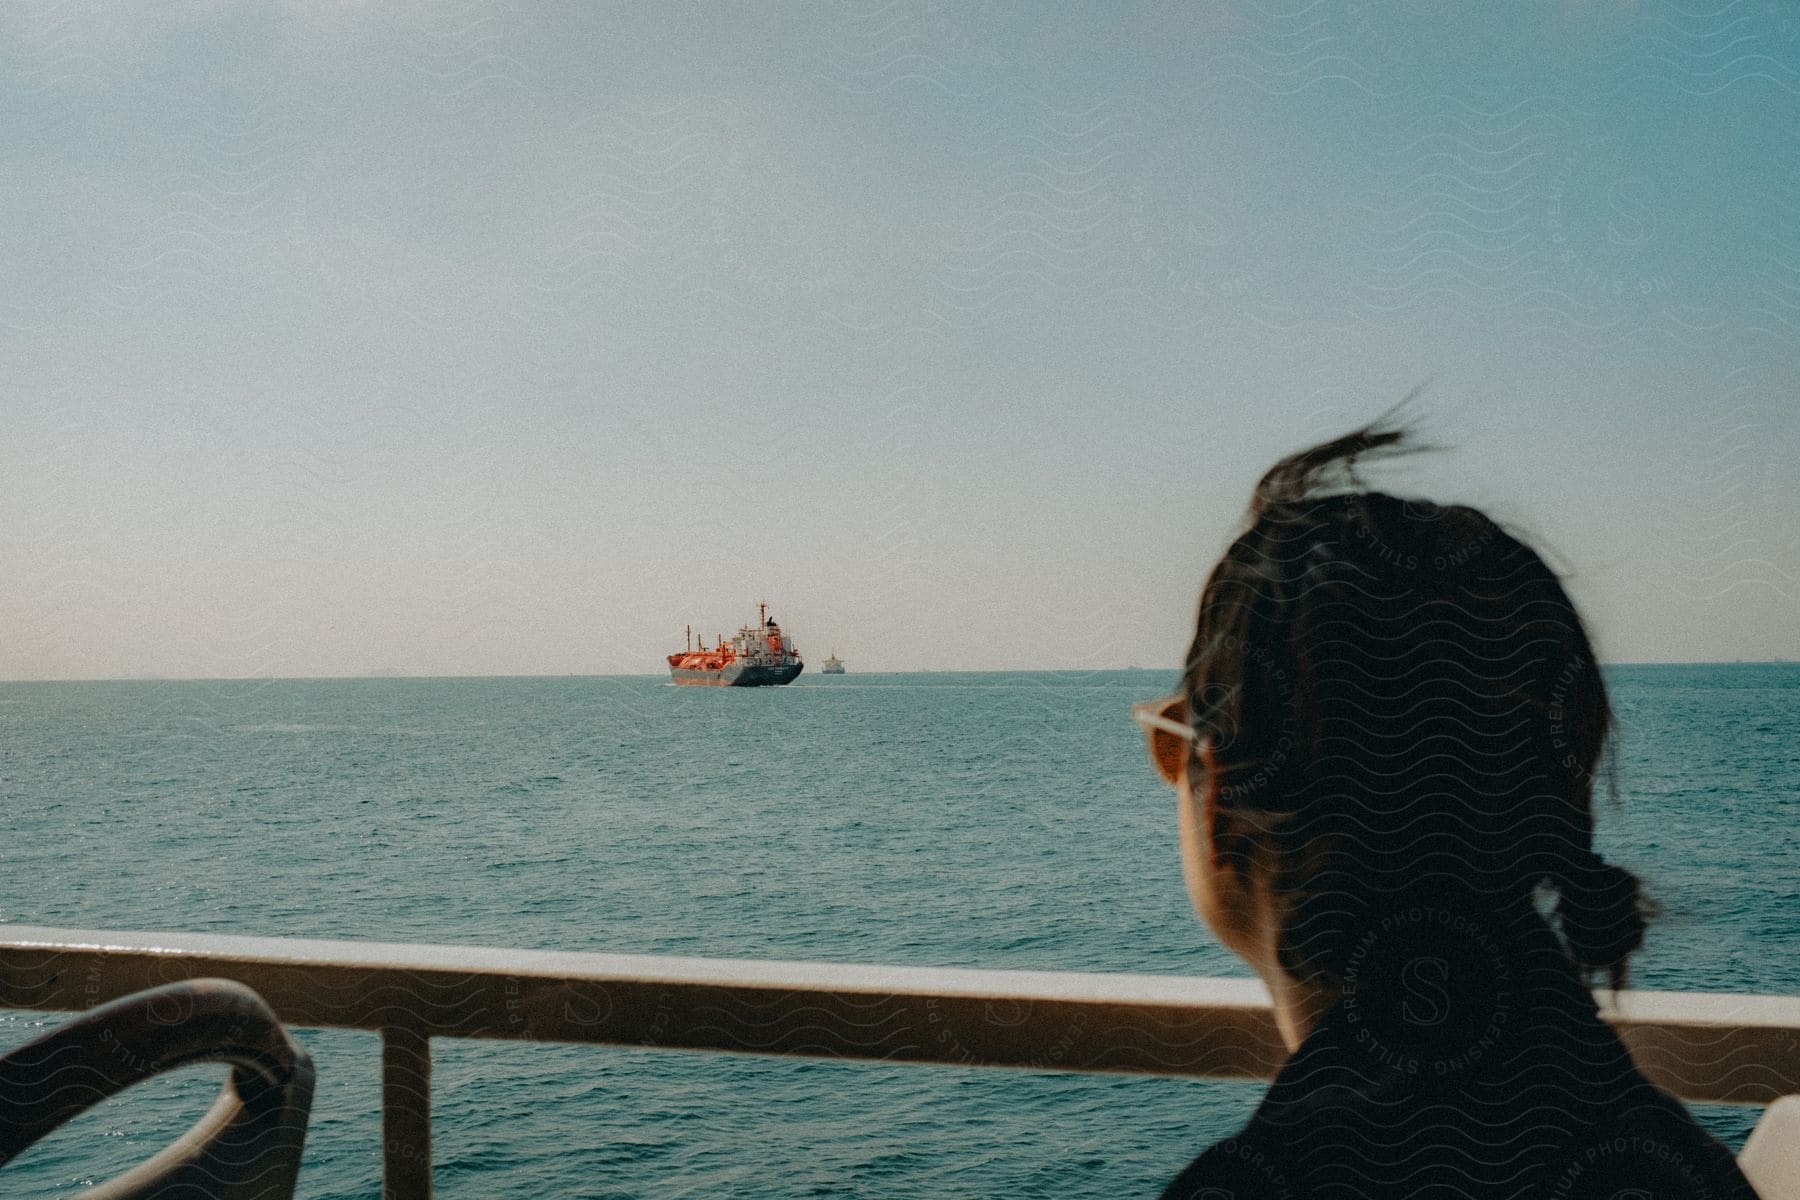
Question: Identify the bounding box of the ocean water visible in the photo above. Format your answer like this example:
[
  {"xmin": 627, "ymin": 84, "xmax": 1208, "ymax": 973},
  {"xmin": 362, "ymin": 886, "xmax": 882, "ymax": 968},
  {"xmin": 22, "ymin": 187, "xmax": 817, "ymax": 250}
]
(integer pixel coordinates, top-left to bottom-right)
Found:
[{"xmin": 1, "ymin": 665, "xmax": 1796, "ymax": 1197}]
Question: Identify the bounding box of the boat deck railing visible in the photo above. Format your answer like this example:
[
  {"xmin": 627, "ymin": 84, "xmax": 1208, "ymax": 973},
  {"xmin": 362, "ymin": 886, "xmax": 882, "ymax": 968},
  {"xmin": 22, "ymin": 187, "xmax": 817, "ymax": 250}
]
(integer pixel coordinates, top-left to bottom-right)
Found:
[{"xmin": 4, "ymin": 925, "xmax": 1799, "ymax": 1199}]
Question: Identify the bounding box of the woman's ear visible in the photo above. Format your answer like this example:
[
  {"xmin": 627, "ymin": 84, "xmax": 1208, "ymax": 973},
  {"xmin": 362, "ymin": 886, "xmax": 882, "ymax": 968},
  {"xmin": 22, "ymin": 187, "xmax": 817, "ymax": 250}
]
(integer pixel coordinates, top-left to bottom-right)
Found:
[{"xmin": 1197, "ymin": 739, "xmax": 1259, "ymax": 875}]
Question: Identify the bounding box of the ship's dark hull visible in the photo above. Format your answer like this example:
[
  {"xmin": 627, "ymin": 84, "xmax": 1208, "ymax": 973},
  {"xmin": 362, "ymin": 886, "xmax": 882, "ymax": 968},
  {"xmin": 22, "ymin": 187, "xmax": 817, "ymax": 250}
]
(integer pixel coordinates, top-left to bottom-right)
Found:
[{"xmin": 670, "ymin": 662, "xmax": 804, "ymax": 687}]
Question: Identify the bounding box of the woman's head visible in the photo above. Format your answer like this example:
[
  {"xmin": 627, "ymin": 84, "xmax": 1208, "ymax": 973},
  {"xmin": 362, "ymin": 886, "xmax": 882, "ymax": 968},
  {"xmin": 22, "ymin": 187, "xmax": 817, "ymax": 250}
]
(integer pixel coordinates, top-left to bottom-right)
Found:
[{"xmin": 1159, "ymin": 418, "xmax": 1650, "ymax": 994}]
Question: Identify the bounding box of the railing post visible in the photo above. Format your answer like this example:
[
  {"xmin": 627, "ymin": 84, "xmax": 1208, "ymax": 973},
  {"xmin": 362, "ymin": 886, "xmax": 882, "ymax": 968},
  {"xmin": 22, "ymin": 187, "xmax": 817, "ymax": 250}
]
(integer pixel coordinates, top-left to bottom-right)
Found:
[{"xmin": 381, "ymin": 1025, "xmax": 432, "ymax": 1200}]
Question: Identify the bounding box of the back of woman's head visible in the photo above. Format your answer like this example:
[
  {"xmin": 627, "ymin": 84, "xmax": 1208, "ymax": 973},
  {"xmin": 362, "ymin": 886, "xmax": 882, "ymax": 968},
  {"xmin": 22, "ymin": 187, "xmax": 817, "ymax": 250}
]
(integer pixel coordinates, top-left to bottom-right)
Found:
[{"xmin": 1183, "ymin": 418, "xmax": 1651, "ymax": 988}]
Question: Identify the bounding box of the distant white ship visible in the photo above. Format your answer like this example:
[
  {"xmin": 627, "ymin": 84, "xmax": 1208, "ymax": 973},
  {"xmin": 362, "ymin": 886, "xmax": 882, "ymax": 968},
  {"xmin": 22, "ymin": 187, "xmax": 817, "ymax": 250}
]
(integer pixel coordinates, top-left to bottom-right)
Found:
[{"xmin": 820, "ymin": 652, "xmax": 845, "ymax": 675}]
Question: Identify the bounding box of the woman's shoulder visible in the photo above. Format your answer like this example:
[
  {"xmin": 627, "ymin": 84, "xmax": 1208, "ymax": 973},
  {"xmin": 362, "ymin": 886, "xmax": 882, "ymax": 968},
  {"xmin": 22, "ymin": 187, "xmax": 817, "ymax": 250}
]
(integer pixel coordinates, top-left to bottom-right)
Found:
[
  {"xmin": 1158, "ymin": 1077, "xmax": 1759, "ymax": 1200},
  {"xmin": 1540, "ymin": 1086, "xmax": 1761, "ymax": 1199},
  {"xmin": 1159, "ymin": 1131, "xmax": 1294, "ymax": 1200},
  {"xmin": 1159, "ymin": 1101, "xmax": 1749, "ymax": 1200},
  {"xmin": 1157, "ymin": 976, "xmax": 1759, "ymax": 1200}
]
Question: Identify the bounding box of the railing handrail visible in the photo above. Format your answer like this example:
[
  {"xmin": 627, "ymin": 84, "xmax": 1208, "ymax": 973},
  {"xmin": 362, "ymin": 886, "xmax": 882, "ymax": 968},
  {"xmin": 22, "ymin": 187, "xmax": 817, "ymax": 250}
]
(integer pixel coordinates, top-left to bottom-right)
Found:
[
  {"xmin": 4, "ymin": 923, "xmax": 1798, "ymax": 1101},
  {"xmin": 6, "ymin": 924, "xmax": 1799, "ymax": 1199}
]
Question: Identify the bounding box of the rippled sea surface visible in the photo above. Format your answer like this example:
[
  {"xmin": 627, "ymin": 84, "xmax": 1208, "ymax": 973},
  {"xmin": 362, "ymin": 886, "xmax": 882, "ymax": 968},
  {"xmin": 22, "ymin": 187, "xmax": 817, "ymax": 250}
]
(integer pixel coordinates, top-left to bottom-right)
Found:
[{"xmin": 2, "ymin": 666, "xmax": 1796, "ymax": 1197}]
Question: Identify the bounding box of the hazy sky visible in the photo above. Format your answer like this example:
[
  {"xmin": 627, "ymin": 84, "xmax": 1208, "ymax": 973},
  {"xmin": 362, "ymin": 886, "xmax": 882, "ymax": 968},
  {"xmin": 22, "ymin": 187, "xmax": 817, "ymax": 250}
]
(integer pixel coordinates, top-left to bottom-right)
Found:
[{"xmin": 2, "ymin": 2, "xmax": 1796, "ymax": 679}]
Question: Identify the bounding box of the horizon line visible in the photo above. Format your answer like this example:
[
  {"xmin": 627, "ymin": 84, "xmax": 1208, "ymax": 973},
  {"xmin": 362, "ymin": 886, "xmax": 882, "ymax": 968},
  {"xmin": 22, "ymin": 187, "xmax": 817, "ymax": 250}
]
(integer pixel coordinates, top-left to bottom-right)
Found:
[{"xmin": 1, "ymin": 660, "xmax": 1794, "ymax": 685}]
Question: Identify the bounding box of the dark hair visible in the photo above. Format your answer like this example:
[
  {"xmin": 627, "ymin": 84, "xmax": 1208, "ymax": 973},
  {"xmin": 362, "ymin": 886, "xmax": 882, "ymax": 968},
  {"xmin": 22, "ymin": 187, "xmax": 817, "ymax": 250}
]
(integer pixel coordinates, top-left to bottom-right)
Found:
[{"xmin": 1182, "ymin": 417, "xmax": 1653, "ymax": 988}]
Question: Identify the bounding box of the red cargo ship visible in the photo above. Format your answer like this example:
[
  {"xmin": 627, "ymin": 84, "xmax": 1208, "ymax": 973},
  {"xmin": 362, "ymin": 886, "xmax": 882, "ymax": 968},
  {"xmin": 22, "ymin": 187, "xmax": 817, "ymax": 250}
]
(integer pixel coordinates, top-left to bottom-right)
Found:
[{"xmin": 667, "ymin": 602, "xmax": 804, "ymax": 687}]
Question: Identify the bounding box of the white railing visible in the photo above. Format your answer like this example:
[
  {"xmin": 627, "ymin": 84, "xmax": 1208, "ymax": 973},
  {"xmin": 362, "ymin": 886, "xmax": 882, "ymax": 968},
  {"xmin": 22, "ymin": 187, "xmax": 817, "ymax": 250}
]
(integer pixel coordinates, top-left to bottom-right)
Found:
[{"xmin": 4, "ymin": 925, "xmax": 1799, "ymax": 1199}]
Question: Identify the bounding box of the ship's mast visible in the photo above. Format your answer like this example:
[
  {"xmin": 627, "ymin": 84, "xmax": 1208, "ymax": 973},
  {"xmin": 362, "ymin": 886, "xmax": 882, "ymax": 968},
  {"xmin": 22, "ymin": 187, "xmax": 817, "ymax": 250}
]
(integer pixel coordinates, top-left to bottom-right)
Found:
[{"xmin": 686, "ymin": 624, "xmax": 692, "ymax": 653}]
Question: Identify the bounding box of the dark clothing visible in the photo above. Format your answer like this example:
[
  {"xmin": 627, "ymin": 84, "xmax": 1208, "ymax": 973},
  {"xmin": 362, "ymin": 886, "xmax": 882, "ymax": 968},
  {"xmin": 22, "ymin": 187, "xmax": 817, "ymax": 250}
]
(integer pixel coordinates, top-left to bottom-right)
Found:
[{"xmin": 1162, "ymin": 914, "xmax": 1759, "ymax": 1199}]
